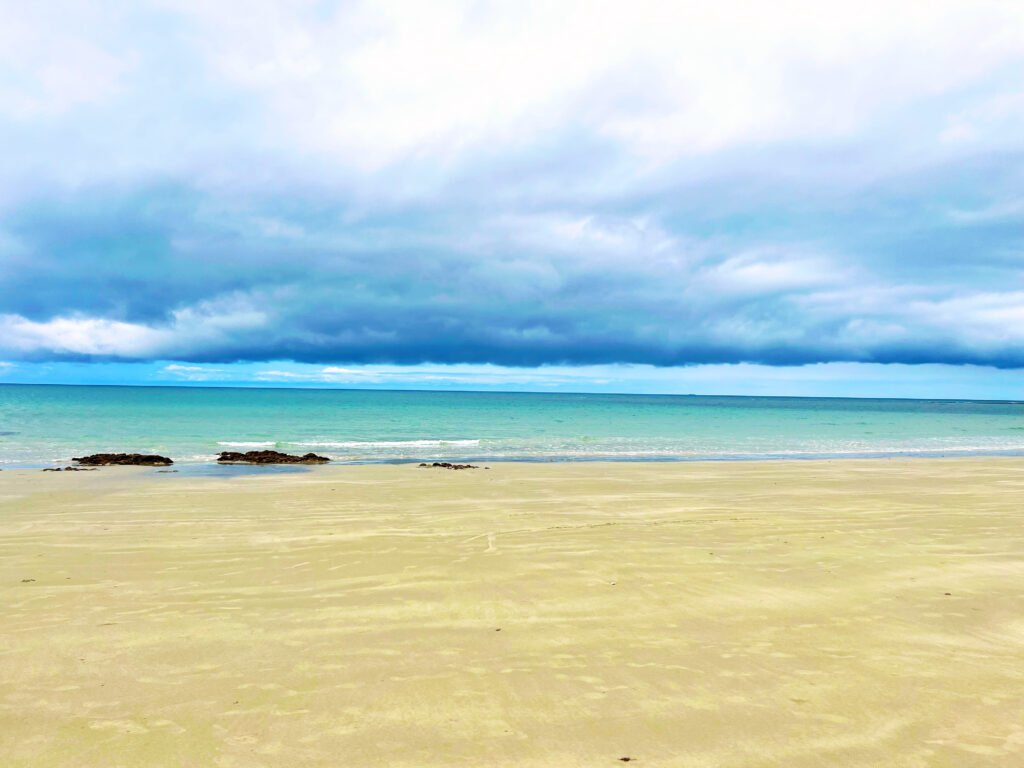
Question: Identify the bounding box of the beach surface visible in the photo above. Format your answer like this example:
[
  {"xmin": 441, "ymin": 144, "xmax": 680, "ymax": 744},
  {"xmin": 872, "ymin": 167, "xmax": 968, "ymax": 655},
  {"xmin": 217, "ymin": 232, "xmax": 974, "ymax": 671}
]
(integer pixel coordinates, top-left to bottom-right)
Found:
[{"xmin": 2, "ymin": 459, "xmax": 1024, "ymax": 767}]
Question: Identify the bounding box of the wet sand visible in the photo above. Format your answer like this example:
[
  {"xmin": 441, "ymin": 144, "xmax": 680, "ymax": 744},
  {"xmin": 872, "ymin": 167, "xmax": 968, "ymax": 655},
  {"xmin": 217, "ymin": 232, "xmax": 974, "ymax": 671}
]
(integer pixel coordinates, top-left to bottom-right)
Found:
[{"xmin": 2, "ymin": 459, "xmax": 1024, "ymax": 767}]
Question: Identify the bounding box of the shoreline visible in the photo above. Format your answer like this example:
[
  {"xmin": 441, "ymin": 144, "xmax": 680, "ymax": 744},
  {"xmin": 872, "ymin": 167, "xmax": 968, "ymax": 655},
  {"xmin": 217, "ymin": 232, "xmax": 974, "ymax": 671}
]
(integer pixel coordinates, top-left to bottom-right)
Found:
[
  {"xmin": 3, "ymin": 453, "xmax": 1024, "ymax": 481},
  {"xmin": 7, "ymin": 445, "xmax": 1024, "ymax": 472}
]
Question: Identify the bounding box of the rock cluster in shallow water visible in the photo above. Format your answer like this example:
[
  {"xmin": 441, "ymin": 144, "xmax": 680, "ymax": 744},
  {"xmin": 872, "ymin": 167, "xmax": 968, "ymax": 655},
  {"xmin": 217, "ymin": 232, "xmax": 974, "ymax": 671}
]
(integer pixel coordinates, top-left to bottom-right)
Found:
[
  {"xmin": 418, "ymin": 462, "xmax": 480, "ymax": 470},
  {"xmin": 73, "ymin": 453, "xmax": 173, "ymax": 466},
  {"xmin": 216, "ymin": 450, "xmax": 330, "ymax": 464}
]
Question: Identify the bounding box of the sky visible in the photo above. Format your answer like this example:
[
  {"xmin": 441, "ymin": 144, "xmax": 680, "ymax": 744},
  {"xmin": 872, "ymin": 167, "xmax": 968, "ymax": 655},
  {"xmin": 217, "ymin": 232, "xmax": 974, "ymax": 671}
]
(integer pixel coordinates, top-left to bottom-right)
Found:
[{"xmin": 1, "ymin": 0, "xmax": 1023, "ymax": 398}]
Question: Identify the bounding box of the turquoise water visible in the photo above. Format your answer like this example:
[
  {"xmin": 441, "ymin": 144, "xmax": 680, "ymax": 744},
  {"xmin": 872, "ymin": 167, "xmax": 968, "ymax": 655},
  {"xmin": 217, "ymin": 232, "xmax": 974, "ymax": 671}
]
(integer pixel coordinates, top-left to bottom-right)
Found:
[{"xmin": 1, "ymin": 383, "xmax": 1024, "ymax": 467}]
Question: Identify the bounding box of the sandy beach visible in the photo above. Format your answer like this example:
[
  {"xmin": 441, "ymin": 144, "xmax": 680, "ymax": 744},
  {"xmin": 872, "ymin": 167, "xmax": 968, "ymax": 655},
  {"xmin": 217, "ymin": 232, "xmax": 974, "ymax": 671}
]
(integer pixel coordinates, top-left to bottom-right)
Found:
[{"xmin": 2, "ymin": 459, "xmax": 1024, "ymax": 767}]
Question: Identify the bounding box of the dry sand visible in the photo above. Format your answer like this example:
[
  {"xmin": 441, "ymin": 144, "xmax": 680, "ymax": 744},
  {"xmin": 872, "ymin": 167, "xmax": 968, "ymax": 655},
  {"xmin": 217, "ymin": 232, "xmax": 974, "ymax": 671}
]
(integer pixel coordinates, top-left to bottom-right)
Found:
[{"xmin": 2, "ymin": 459, "xmax": 1024, "ymax": 767}]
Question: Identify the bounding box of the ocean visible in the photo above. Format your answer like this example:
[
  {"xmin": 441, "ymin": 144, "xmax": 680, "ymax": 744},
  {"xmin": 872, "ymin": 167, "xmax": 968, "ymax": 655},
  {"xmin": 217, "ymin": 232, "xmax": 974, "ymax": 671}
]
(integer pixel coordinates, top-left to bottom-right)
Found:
[{"xmin": 1, "ymin": 383, "xmax": 1024, "ymax": 467}]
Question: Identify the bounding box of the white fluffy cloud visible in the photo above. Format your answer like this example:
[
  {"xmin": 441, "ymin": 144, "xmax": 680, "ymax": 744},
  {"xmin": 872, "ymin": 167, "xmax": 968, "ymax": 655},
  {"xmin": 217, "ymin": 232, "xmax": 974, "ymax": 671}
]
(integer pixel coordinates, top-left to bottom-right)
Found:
[
  {"xmin": 0, "ymin": 293, "xmax": 270, "ymax": 359},
  {"xmin": 0, "ymin": 314, "xmax": 170, "ymax": 357}
]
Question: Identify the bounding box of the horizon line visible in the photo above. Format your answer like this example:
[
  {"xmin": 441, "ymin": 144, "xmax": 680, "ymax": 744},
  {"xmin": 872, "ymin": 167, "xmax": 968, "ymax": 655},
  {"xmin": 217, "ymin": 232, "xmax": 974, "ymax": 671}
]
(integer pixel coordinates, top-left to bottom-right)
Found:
[{"xmin": 1, "ymin": 380, "xmax": 1021, "ymax": 405}]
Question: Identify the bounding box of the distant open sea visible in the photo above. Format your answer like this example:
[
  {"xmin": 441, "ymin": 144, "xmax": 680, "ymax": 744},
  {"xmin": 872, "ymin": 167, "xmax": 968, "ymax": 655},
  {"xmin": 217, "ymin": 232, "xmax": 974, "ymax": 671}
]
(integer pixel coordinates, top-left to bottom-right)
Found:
[{"xmin": 2, "ymin": 383, "xmax": 1024, "ymax": 467}]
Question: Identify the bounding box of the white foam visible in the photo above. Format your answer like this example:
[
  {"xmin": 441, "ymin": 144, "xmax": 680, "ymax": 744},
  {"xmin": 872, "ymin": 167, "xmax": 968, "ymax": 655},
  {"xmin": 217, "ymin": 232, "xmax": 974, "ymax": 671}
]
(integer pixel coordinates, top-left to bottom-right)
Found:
[
  {"xmin": 217, "ymin": 441, "xmax": 276, "ymax": 448},
  {"xmin": 293, "ymin": 439, "xmax": 481, "ymax": 448}
]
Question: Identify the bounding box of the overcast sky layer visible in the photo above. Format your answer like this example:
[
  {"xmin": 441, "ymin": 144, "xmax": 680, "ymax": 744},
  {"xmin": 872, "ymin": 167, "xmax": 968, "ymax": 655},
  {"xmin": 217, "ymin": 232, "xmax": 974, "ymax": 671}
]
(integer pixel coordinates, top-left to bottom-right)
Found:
[{"xmin": 1, "ymin": 1, "xmax": 1023, "ymax": 396}]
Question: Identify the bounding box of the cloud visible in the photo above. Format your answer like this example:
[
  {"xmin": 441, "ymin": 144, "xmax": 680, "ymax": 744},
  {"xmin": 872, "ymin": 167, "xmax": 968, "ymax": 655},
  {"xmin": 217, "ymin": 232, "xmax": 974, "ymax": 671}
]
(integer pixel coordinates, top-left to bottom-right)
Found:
[
  {"xmin": 0, "ymin": 314, "xmax": 170, "ymax": 357},
  {"xmin": 159, "ymin": 363, "xmax": 229, "ymax": 381},
  {"xmin": 161, "ymin": 0, "xmax": 1024, "ymax": 170},
  {"xmin": 1, "ymin": 2, "xmax": 1023, "ymax": 372},
  {"xmin": 250, "ymin": 364, "xmax": 580, "ymax": 387},
  {"xmin": 0, "ymin": 290, "xmax": 270, "ymax": 361},
  {"xmin": 2, "ymin": 175, "xmax": 1024, "ymax": 367},
  {"xmin": 0, "ymin": 4, "xmax": 135, "ymax": 120}
]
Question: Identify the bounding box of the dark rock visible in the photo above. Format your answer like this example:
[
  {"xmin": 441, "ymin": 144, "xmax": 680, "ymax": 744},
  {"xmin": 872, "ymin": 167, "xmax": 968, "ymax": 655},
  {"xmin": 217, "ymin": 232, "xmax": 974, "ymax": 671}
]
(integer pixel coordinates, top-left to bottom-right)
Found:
[
  {"xmin": 42, "ymin": 467, "xmax": 62, "ymax": 471},
  {"xmin": 73, "ymin": 453, "xmax": 173, "ymax": 466},
  {"xmin": 419, "ymin": 462, "xmax": 479, "ymax": 470},
  {"xmin": 216, "ymin": 450, "xmax": 330, "ymax": 464}
]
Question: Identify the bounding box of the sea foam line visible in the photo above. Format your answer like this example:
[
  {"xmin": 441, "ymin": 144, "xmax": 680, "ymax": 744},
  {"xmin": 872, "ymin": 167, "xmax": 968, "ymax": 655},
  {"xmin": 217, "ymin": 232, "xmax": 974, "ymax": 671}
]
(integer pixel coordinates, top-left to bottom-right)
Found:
[{"xmin": 292, "ymin": 439, "xmax": 481, "ymax": 448}]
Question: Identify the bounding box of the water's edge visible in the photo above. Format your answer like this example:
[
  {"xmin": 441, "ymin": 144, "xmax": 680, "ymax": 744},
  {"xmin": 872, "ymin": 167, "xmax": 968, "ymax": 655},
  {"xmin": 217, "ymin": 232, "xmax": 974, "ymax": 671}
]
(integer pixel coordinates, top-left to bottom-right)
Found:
[{"xmin": 6, "ymin": 447, "xmax": 1024, "ymax": 472}]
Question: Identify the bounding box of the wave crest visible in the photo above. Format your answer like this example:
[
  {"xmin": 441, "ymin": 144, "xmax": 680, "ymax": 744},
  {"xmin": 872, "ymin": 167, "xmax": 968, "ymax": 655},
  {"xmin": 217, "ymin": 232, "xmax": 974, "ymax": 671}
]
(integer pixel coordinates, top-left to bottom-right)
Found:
[{"xmin": 293, "ymin": 439, "xmax": 481, "ymax": 448}]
